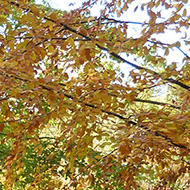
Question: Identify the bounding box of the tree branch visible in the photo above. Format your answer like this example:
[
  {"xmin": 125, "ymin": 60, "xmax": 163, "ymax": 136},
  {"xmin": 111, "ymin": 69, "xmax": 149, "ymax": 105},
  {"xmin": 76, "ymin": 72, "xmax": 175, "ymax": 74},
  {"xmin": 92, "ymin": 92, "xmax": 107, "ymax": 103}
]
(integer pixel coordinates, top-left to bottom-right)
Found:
[
  {"xmin": 6, "ymin": 2, "xmax": 189, "ymax": 150},
  {"xmin": 146, "ymin": 40, "xmax": 190, "ymax": 60},
  {"xmin": 9, "ymin": 2, "xmax": 190, "ymax": 91},
  {"xmin": 42, "ymin": 16, "xmax": 190, "ymax": 91},
  {"xmin": 134, "ymin": 98, "xmax": 181, "ymax": 109},
  {"xmin": 0, "ymin": 72, "xmax": 185, "ymax": 149}
]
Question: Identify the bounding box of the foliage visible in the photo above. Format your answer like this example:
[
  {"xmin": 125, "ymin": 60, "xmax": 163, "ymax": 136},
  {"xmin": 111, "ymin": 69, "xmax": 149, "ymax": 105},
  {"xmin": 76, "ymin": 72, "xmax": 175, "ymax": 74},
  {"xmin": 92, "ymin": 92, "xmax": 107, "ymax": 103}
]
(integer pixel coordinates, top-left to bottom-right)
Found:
[{"xmin": 0, "ymin": 0, "xmax": 190, "ymax": 189}]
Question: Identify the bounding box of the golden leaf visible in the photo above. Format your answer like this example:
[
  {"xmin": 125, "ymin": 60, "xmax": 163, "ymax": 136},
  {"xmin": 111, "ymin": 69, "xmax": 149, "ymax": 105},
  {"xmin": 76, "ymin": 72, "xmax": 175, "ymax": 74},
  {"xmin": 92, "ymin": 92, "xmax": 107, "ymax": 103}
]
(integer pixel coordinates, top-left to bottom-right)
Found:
[
  {"xmin": 76, "ymin": 87, "xmax": 82, "ymax": 95},
  {"xmin": 48, "ymin": 92, "xmax": 56, "ymax": 104},
  {"xmin": 0, "ymin": 123, "xmax": 5, "ymax": 132},
  {"xmin": 49, "ymin": 12, "xmax": 58, "ymax": 21},
  {"xmin": 31, "ymin": 6, "xmax": 40, "ymax": 17},
  {"xmin": 84, "ymin": 48, "xmax": 91, "ymax": 60},
  {"xmin": 80, "ymin": 28, "xmax": 88, "ymax": 36},
  {"xmin": 165, "ymin": 48, "xmax": 169, "ymax": 56}
]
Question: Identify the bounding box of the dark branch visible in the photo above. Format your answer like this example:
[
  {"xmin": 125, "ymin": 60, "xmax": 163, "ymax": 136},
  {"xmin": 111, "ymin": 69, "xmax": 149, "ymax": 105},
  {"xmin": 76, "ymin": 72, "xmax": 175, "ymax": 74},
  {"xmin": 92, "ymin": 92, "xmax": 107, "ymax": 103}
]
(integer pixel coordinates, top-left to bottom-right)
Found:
[
  {"xmin": 1, "ymin": 72, "xmax": 184, "ymax": 149},
  {"xmin": 134, "ymin": 98, "xmax": 181, "ymax": 109},
  {"xmin": 7, "ymin": 2, "xmax": 189, "ymax": 150},
  {"xmin": 42, "ymin": 16, "xmax": 190, "ymax": 91},
  {"xmin": 147, "ymin": 40, "xmax": 190, "ymax": 60}
]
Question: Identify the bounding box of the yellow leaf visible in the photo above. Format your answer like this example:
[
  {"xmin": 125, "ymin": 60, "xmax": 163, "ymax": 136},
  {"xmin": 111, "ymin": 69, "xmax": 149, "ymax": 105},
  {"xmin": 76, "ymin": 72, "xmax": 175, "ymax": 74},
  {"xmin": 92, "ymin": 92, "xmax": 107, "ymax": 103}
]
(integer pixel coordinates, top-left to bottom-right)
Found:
[
  {"xmin": 175, "ymin": 41, "xmax": 181, "ymax": 47},
  {"xmin": 84, "ymin": 48, "xmax": 91, "ymax": 60},
  {"xmin": 76, "ymin": 87, "xmax": 82, "ymax": 95},
  {"xmin": 84, "ymin": 63, "xmax": 90, "ymax": 73},
  {"xmin": 31, "ymin": 52, "xmax": 37, "ymax": 60},
  {"xmin": 31, "ymin": 6, "xmax": 40, "ymax": 17},
  {"xmin": 102, "ymin": 71, "xmax": 108, "ymax": 79},
  {"xmin": 144, "ymin": 47, "xmax": 149, "ymax": 55},
  {"xmin": 67, "ymin": 37, "xmax": 75, "ymax": 47},
  {"xmin": 165, "ymin": 48, "xmax": 169, "ymax": 56},
  {"xmin": 174, "ymin": 14, "xmax": 180, "ymax": 20},
  {"xmin": 48, "ymin": 45, "xmax": 55, "ymax": 53},
  {"xmin": 95, "ymin": 155, "xmax": 103, "ymax": 160},
  {"xmin": 49, "ymin": 12, "xmax": 58, "ymax": 21},
  {"xmin": 119, "ymin": 144, "xmax": 131, "ymax": 155},
  {"xmin": 0, "ymin": 34, "xmax": 4, "ymax": 39},
  {"xmin": 9, "ymin": 41, "xmax": 15, "ymax": 49},
  {"xmin": 155, "ymin": 1, "xmax": 160, "ymax": 7},
  {"xmin": 48, "ymin": 92, "xmax": 56, "ymax": 104},
  {"xmin": 86, "ymin": 157, "xmax": 94, "ymax": 164},
  {"xmin": 183, "ymin": 9, "xmax": 187, "ymax": 17},
  {"xmin": 0, "ymin": 17, "xmax": 7, "ymax": 25},
  {"xmin": 11, "ymin": 88, "xmax": 21, "ymax": 97},
  {"xmin": 80, "ymin": 28, "xmax": 88, "ymax": 36},
  {"xmin": 0, "ymin": 123, "xmax": 5, "ymax": 132}
]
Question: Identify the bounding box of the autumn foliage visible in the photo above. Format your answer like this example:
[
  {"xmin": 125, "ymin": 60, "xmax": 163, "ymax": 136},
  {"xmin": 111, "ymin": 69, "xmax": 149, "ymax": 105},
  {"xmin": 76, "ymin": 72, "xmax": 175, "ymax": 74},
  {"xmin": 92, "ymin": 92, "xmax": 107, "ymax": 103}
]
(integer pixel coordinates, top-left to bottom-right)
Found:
[{"xmin": 0, "ymin": 0, "xmax": 190, "ymax": 189}]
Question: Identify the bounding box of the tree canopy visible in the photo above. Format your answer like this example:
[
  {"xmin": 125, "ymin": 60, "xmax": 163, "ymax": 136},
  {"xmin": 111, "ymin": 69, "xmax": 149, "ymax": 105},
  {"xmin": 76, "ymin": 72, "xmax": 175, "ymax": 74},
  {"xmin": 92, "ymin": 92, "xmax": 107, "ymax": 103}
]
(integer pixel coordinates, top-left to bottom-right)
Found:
[{"xmin": 0, "ymin": 0, "xmax": 190, "ymax": 189}]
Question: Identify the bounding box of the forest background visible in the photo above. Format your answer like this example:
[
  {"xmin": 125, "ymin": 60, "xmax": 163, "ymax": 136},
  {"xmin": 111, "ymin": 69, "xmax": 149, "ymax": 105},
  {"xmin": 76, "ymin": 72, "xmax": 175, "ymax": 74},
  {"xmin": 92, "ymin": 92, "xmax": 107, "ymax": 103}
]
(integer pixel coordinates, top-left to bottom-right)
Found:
[{"xmin": 0, "ymin": 0, "xmax": 190, "ymax": 189}]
